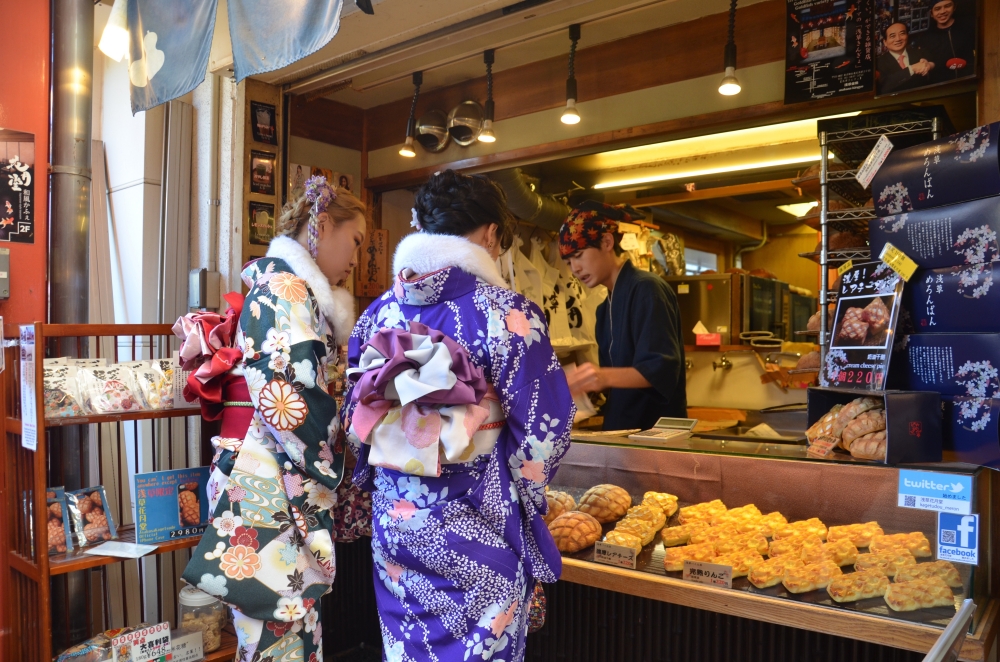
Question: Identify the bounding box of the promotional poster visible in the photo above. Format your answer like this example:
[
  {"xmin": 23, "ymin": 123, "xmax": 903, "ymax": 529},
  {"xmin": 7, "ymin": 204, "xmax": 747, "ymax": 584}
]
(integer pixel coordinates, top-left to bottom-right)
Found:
[
  {"xmin": 784, "ymin": 0, "xmax": 874, "ymax": 103},
  {"xmin": 250, "ymin": 100, "xmax": 278, "ymax": 145},
  {"xmin": 248, "ymin": 201, "xmax": 275, "ymax": 246},
  {"xmin": 0, "ymin": 129, "xmax": 35, "ymax": 243},
  {"xmin": 250, "ymin": 150, "xmax": 276, "ymax": 196}
]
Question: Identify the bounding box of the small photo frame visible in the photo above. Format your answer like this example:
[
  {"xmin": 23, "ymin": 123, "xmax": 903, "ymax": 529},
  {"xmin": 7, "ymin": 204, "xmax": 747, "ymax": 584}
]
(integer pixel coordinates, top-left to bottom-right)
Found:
[
  {"xmin": 250, "ymin": 101, "xmax": 278, "ymax": 145},
  {"xmin": 250, "ymin": 150, "xmax": 276, "ymax": 196},
  {"xmin": 248, "ymin": 201, "xmax": 275, "ymax": 246},
  {"xmin": 333, "ymin": 172, "xmax": 354, "ymax": 193}
]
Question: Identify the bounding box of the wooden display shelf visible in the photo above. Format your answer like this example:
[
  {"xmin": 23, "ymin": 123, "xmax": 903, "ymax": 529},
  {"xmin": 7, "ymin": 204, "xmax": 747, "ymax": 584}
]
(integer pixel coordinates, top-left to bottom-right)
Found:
[
  {"xmin": 49, "ymin": 525, "xmax": 203, "ymax": 576},
  {"xmin": 560, "ymin": 558, "xmax": 1000, "ymax": 661},
  {"xmin": 44, "ymin": 406, "xmax": 202, "ymax": 428},
  {"xmin": 205, "ymin": 628, "xmax": 238, "ymax": 661}
]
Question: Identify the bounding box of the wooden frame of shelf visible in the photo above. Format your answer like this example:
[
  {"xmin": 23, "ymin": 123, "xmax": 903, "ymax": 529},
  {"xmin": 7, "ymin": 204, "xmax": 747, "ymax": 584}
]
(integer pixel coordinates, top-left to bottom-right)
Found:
[
  {"xmin": 561, "ymin": 558, "xmax": 1000, "ymax": 661},
  {"xmin": 47, "ymin": 525, "xmax": 205, "ymax": 576}
]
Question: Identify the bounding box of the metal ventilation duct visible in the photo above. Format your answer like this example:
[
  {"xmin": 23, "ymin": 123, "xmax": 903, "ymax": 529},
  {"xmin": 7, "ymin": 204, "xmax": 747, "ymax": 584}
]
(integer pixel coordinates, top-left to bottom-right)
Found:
[{"xmin": 489, "ymin": 168, "xmax": 571, "ymax": 231}]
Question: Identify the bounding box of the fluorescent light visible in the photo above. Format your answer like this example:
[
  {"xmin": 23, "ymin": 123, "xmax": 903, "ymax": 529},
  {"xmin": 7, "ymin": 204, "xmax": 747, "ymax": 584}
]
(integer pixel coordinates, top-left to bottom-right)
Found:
[
  {"xmin": 593, "ymin": 154, "xmax": 822, "ymax": 190},
  {"xmin": 98, "ymin": 0, "xmax": 129, "ymax": 62},
  {"xmin": 777, "ymin": 201, "xmax": 818, "ymax": 217}
]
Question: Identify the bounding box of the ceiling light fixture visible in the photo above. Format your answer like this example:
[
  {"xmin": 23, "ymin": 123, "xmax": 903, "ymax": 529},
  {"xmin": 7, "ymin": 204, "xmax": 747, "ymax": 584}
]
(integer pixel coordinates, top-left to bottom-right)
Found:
[
  {"xmin": 479, "ymin": 50, "xmax": 497, "ymax": 143},
  {"xmin": 561, "ymin": 24, "xmax": 581, "ymax": 125},
  {"xmin": 399, "ymin": 71, "xmax": 422, "ymax": 158},
  {"xmin": 98, "ymin": 0, "xmax": 129, "ymax": 62},
  {"xmin": 777, "ymin": 201, "xmax": 819, "ymax": 217},
  {"xmin": 718, "ymin": 0, "xmax": 741, "ymax": 96},
  {"xmin": 593, "ymin": 154, "xmax": 821, "ymax": 189}
]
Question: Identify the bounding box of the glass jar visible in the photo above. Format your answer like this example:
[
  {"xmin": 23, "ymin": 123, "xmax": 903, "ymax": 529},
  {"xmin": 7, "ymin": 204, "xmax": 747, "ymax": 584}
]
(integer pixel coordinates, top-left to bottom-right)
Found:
[{"xmin": 178, "ymin": 586, "xmax": 226, "ymax": 652}]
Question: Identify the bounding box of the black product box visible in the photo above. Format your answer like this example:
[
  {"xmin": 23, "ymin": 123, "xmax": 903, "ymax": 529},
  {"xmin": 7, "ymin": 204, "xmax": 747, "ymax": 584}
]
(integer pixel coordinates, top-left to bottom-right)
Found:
[
  {"xmin": 868, "ymin": 196, "xmax": 1000, "ymax": 270},
  {"xmin": 807, "ymin": 387, "xmax": 942, "ymax": 464},
  {"xmin": 872, "ymin": 123, "xmax": 1000, "ymax": 216},
  {"xmin": 902, "ymin": 333, "xmax": 1000, "ymax": 398},
  {"xmin": 905, "ymin": 262, "xmax": 1000, "ymax": 333},
  {"xmin": 942, "ymin": 396, "xmax": 1000, "ymax": 469}
]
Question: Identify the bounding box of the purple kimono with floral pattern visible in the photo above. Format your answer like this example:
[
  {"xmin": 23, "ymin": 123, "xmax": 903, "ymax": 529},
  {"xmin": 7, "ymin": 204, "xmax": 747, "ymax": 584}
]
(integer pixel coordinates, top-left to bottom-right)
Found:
[{"xmin": 342, "ymin": 257, "xmax": 574, "ymax": 662}]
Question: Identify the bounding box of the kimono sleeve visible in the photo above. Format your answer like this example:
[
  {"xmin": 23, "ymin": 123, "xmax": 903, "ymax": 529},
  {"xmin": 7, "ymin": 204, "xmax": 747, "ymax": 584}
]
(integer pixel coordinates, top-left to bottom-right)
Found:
[
  {"xmin": 493, "ymin": 299, "xmax": 576, "ymax": 514},
  {"xmin": 242, "ymin": 272, "xmax": 343, "ymax": 490},
  {"xmin": 630, "ymin": 278, "xmax": 685, "ymax": 402}
]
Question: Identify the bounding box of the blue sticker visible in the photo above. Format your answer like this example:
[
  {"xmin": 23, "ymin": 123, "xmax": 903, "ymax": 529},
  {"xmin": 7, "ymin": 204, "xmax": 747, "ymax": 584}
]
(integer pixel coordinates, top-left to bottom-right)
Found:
[
  {"xmin": 897, "ymin": 470, "xmax": 972, "ymax": 515},
  {"xmin": 938, "ymin": 513, "xmax": 979, "ymax": 565}
]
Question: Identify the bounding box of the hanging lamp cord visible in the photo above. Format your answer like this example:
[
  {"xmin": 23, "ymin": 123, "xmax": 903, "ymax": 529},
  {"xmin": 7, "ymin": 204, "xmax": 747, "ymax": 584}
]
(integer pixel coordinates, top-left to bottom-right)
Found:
[
  {"xmin": 568, "ymin": 34, "xmax": 578, "ymax": 78},
  {"xmin": 728, "ymin": 0, "xmax": 738, "ymax": 45},
  {"xmin": 408, "ymin": 81, "xmax": 421, "ymax": 122},
  {"xmin": 486, "ymin": 59, "xmax": 493, "ymax": 100}
]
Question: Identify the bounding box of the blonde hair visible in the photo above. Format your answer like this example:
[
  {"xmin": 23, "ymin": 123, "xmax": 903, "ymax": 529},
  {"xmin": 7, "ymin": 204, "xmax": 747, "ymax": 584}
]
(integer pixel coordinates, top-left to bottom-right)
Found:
[{"xmin": 276, "ymin": 186, "xmax": 367, "ymax": 238}]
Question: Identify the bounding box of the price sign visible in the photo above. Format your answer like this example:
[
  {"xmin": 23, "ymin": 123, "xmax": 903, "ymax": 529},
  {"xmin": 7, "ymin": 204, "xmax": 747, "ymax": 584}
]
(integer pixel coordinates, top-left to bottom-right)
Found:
[
  {"xmin": 683, "ymin": 560, "xmax": 733, "ymax": 589},
  {"xmin": 879, "ymin": 242, "xmax": 918, "ymax": 282},
  {"xmin": 594, "ymin": 541, "xmax": 637, "ymax": 569},
  {"xmin": 837, "ymin": 260, "xmax": 854, "ymax": 277},
  {"xmin": 19, "ymin": 325, "xmax": 36, "ymax": 451},
  {"xmin": 807, "ymin": 435, "xmax": 839, "ymax": 458},
  {"xmin": 855, "ymin": 135, "xmax": 894, "ymax": 188}
]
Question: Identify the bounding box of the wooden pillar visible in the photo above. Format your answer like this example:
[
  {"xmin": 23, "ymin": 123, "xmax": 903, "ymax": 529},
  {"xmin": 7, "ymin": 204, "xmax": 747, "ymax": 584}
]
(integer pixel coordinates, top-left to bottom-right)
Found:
[{"xmin": 979, "ymin": 0, "xmax": 1000, "ymax": 123}]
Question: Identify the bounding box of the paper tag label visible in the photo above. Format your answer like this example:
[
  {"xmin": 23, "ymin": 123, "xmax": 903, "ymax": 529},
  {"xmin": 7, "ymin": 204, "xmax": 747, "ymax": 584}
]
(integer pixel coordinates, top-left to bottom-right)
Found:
[
  {"xmin": 879, "ymin": 242, "xmax": 918, "ymax": 282},
  {"xmin": 677, "ymin": 284, "xmax": 690, "ymax": 294},
  {"xmin": 807, "ymin": 435, "xmax": 839, "ymax": 457},
  {"xmin": 898, "ymin": 470, "xmax": 972, "ymax": 514},
  {"xmin": 837, "ymin": 260, "xmax": 854, "ymax": 277},
  {"xmin": 937, "ymin": 513, "xmax": 978, "ymax": 564},
  {"xmin": 594, "ymin": 541, "xmax": 637, "ymax": 569},
  {"xmin": 169, "ymin": 631, "xmax": 205, "ymax": 662},
  {"xmin": 112, "ymin": 622, "xmax": 171, "ymax": 662},
  {"xmin": 619, "ymin": 233, "xmax": 640, "ymax": 251},
  {"xmin": 683, "ymin": 560, "xmax": 733, "ymax": 588},
  {"xmin": 19, "ymin": 325, "xmax": 36, "ymax": 451},
  {"xmin": 856, "ymin": 135, "xmax": 894, "ymax": 188}
]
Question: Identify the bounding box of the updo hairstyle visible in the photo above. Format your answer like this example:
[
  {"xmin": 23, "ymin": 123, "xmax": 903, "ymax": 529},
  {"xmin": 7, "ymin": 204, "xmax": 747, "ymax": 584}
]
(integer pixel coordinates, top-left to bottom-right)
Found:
[
  {"xmin": 275, "ymin": 185, "xmax": 366, "ymax": 238},
  {"xmin": 413, "ymin": 170, "xmax": 515, "ymax": 251}
]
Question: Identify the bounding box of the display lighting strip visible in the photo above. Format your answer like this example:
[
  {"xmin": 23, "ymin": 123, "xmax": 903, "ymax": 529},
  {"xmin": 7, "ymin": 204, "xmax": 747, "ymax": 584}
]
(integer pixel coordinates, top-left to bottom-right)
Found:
[{"xmin": 593, "ymin": 154, "xmax": 821, "ymax": 190}]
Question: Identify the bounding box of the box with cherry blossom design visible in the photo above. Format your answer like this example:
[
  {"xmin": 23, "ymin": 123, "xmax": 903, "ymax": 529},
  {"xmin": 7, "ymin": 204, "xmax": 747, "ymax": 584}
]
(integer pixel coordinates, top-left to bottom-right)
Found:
[
  {"xmin": 901, "ymin": 333, "xmax": 1000, "ymax": 399},
  {"xmin": 904, "ymin": 262, "xmax": 1000, "ymax": 333},
  {"xmin": 872, "ymin": 123, "xmax": 1000, "ymax": 216},
  {"xmin": 868, "ymin": 196, "xmax": 1000, "ymax": 270},
  {"xmin": 942, "ymin": 396, "xmax": 1000, "ymax": 469}
]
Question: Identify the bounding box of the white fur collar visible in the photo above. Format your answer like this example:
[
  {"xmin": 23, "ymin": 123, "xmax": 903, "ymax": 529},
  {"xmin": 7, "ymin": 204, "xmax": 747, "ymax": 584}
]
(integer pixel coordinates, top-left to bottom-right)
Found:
[
  {"xmin": 392, "ymin": 232, "xmax": 507, "ymax": 288},
  {"xmin": 266, "ymin": 235, "xmax": 356, "ymax": 345}
]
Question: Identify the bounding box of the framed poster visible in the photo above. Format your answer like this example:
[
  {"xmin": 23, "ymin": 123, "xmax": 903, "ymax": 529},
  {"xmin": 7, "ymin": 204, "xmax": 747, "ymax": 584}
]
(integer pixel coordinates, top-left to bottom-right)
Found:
[
  {"xmin": 248, "ymin": 201, "xmax": 275, "ymax": 246},
  {"xmin": 250, "ymin": 150, "xmax": 276, "ymax": 196},
  {"xmin": 784, "ymin": 0, "xmax": 875, "ymax": 104},
  {"xmin": 250, "ymin": 100, "xmax": 278, "ymax": 145},
  {"xmin": 333, "ymin": 171, "xmax": 354, "ymax": 192},
  {"xmin": 874, "ymin": 0, "xmax": 977, "ymax": 97},
  {"xmin": 0, "ymin": 129, "xmax": 35, "ymax": 243},
  {"xmin": 355, "ymin": 228, "xmax": 388, "ymax": 296}
]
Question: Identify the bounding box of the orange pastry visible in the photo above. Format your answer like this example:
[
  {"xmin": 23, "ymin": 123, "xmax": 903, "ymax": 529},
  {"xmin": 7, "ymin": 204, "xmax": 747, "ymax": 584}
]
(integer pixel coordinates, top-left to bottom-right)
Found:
[
  {"xmin": 678, "ymin": 499, "xmax": 727, "ymax": 525},
  {"xmin": 854, "ymin": 550, "xmax": 917, "ymax": 575},
  {"xmin": 870, "ymin": 532, "xmax": 932, "ymax": 558},
  {"xmin": 893, "ymin": 560, "xmax": 962, "ymax": 588},
  {"xmin": 827, "ymin": 522, "xmax": 884, "ymax": 548},
  {"xmin": 663, "ymin": 543, "xmax": 717, "ymax": 572},
  {"xmin": 773, "ymin": 518, "xmax": 827, "ymax": 541},
  {"xmin": 827, "ymin": 569, "xmax": 890, "ymax": 603},
  {"xmin": 782, "ymin": 561, "xmax": 842, "ymax": 593},
  {"xmin": 661, "ymin": 522, "xmax": 710, "ymax": 547},
  {"xmin": 884, "ymin": 577, "xmax": 955, "ymax": 611},
  {"xmin": 748, "ymin": 556, "xmax": 805, "ymax": 589}
]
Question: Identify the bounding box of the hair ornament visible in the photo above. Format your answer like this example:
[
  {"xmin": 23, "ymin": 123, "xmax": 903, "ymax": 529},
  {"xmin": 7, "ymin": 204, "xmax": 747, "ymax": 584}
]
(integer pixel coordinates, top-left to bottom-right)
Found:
[
  {"xmin": 304, "ymin": 175, "xmax": 337, "ymax": 216},
  {"xmin": 410, "ymin": 208, "xmax": 423, "ymax": 231}
]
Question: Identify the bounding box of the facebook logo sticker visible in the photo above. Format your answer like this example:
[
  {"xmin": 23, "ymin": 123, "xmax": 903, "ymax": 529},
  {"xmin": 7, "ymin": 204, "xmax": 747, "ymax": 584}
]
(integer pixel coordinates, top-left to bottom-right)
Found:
[{"xmin": 937, "ymin": 513, "xmax": 979, "ymax": 565}]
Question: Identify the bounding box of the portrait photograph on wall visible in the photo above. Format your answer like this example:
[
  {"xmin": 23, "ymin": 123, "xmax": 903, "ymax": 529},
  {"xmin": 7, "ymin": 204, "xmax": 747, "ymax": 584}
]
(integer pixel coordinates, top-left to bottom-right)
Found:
[
  {"xmin": 250, "ymin": 150, "xmax": 276, "ymax": 196},
  {"xmin": 874, "ymin": 0, "xmax": 977, "ymax": 97},
  {"xmin": 288, "ymin": 162, "xmax": 310, "ymax": 200},
  {"xmin": 334, "ymin": 172, "xmax": 354, "ymax": 192}
]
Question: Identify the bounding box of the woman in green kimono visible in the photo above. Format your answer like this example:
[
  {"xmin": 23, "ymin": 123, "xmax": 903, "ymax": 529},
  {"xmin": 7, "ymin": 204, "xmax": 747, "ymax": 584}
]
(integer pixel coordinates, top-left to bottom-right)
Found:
[{"xmin": 181, "ymin": 177, "xmax": 365, "ymax": 662}]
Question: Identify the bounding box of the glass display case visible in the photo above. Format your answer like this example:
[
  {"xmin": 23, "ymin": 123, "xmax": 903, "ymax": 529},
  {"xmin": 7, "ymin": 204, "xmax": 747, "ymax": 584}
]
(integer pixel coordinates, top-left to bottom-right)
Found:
[{"xmin": 550, "ymin": 434, "xmax": 997, "ymax": 658}]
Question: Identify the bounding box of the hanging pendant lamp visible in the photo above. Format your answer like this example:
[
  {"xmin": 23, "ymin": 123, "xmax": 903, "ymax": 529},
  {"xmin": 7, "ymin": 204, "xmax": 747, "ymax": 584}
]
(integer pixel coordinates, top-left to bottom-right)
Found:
[
  {"xmin": 718, "ymin": 0, "xmax": 742, "ymax": 95},
  {"xmin": 561, "ymin": 24, "xmax": 581, "ymax": 125},
  {"xmin": 479, "ymin": 49, "xmax": 497, "ymax": 143},
  {"xmin": 399, "ymin": 71, "xmax": 423, "ymax": 157}
]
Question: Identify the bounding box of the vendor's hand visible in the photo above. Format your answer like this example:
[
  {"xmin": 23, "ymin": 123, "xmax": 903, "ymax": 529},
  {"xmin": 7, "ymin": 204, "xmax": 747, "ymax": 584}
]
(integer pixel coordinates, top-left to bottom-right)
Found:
[{"xmin": 567, "ymin": 362, "xmax": 605, "ymax": 396}]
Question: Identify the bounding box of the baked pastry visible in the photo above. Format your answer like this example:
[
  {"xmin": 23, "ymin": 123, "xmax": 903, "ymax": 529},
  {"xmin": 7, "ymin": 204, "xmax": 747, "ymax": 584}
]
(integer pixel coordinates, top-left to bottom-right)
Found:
[
  {"xmin": 678, "ymin": 499, "xmax": 727, "ymax": 524},
  {"xmin": 714, "ymin": 531, "xmax": 768, "ymax": 556},
  {"xmin": 884, "ymin": 577, "xmax": 955, "ymax": 611},
  {"xmin": 663, "ymin": 542, "xmax": 717, "ymax": 572},
  {"xmin": 626, "ymin": 504, "xmax": 666, "ymax": 530},
  {"xmin": 838, "ymin": 308, "xmax": 869, "ymax": 343},
  {"xmin": 827, "ymin": 569, "xmax": 890, "ymax": 603},
  {"xmin": 748, "ymin": 556, "xmax": 805, "ymax": 589},
  {"xmin": 756, "ymin": 512, "xmax": 788, "ymax": 538},
  {"xmin": 829, "ymin": 231, "xmax": 867, "ymax": 250},
  {"xmin": 689, "ymin": 525, "xmax": 740, "ymax": 546},
  {"xmin": 715, "ymin": 548, "xmax": 765, "ymax": 578},
  {"xmin": 807, "ymin": 405, "xmax": 843, "ymax": 442},
  {"xmin": 800, "ymin": 538, "xmax": 859, "ymax": 567},
  {"xmin": 769, "ymin": 534, "xmax": 823, "ymax": 558},
  {"xmin": 614, "ymin": 518, "xmax": 656, "ymax": 546},
  {"xmin": 661, "ymin": 522, "xmax": 710, "ymax": 547},
  {"xmin": 782, "ymin": 561, "xmax": 843, "ymax": 593},
  {"xmin": 543, "ymin": 491, "xmax": 576, "ymax": 525},
  {"xmin": 850, "ymin": 432, "xmax": 887, "ymax": 461},
  {"xmin": 710, "ymin": 504, "xmax": 761, "ymax": 527},
  {"xmin": 773, "ymin": 518, "xmax": 827, "ymax": 541},
  {"xmin": 862, "ymin": 297, "xmax": 890, "ymax": 335},
  {"xmin": 855, "ymin": 550, "xmax": 917, "ymax": 575},
  {"xmin": 795, "ymin": 351, "xmax": 821, "ymax": 370},
  {"xmin": 578, "ymin": 484, "xmax": 632, "ymax": 523},
  {"xmin": 833, "ymin": 397, "xmax": 882, "ymax": 438},
  {"xmin": 603, "ymin": 530, "xmax": 643, "ymax": 554},
  {"xmin": 827, "ymin": 522, "xmax": 884, "ymax": 548},
  {"xmin": 894, "ymin": 560, "xmax": 962, "ymax": 588},
  {"xmin": 642, "ymin": 492, "xmax": 679, "ymax": 516},
  {"xmin": 548, "ymin": 512, "xmax": 602, "ymax": 553},
  {"xmin": 842, "ymin": 410, "xmax": 886, "ymax": 450},
  {"xmin": 870, "ymin": 532, "xmax": 932, "ymax": 558}
]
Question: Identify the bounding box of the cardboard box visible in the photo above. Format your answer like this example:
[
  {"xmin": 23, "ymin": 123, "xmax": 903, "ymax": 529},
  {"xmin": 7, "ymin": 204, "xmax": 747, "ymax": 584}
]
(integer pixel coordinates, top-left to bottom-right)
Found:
[
  {"xmin": 902, "ymin": 333, "xmax": 1000, "ymax": 398},
  {"xmin": 905, "ymin": 262, "xmax": 1000, "ymax": 333},
  {"xmin": 868, "ymin": 196, "xmax": 1000, "ymax": 270},
  {"xmin": 942, "ymin": 396, "xmax": 1000, "ymax": 469},
  {"xmin": 807, "ymin": 387, "xmax": 942, "ymax": 464},
  {"xmin": 872, "ymin": 123, "xmax": 1000, "ymax": 216}
]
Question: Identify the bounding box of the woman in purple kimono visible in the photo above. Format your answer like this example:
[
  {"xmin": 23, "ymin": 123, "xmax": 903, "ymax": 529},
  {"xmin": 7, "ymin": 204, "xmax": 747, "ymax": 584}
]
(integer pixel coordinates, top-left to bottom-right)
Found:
[{"xmin": 341, "ymin": 171, "xmax": 575, "ymax": 661}]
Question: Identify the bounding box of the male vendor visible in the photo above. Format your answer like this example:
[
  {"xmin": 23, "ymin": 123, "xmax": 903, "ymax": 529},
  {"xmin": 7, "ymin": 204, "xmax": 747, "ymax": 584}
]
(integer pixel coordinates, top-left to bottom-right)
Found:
[{"xmin": 559, "ymin": 201, "xmax": 687, "ymax": 431}]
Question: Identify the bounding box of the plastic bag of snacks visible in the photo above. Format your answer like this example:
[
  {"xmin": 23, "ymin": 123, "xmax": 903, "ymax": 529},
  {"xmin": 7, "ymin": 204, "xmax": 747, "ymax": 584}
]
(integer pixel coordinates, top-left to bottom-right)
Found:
[
  {"xmin": 46, "ymin": 486, "xmax": 74, "ymax": 555},
  {"xmin": 66, "ymin": 486, "xmax": 118, "ymax": 548},
  {"xmin": 43, "ymin": 365, "xmax": 88, "ymax": 418},
  {"xmin": 71, "ymin": 358, "xmax": 108, "ymax": 369},
  {"xmin": 76, "ymin": 365, "xmax": 143, "ymax": 414},
  {"xmin": 55, "ymin": 626, "xmax": 148, "ymax": 662},
  {"xmin": 134, "ymin": 362, "xmax": 174, "ymax": 410}
]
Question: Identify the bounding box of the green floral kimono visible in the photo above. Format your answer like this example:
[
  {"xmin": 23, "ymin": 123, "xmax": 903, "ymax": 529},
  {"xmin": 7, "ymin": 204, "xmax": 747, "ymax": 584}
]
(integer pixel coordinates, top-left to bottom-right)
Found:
[{"xmin": 182, "ymin": 236, "xmax": 357, "ymax": 662}]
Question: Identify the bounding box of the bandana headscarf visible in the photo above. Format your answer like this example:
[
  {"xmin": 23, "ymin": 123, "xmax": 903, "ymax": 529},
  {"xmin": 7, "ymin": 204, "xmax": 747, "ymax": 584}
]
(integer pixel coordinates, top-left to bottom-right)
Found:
[{"xmin": 558, "ymin": 200, "xmax": 645, "ymax": 258}]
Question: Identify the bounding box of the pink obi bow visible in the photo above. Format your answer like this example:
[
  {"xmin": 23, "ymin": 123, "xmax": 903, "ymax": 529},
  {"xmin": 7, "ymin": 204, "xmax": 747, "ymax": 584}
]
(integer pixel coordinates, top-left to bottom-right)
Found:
[{"xmin": 172, "ymin": 292, "xmax": 245, "ymax": 418}]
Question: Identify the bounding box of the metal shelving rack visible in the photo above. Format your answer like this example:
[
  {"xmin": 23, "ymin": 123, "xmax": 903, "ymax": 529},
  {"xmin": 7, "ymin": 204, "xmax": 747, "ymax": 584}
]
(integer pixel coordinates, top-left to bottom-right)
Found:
[{"xmin": 811, "ymin": 116, "xmax": 942, "ymax": 360}]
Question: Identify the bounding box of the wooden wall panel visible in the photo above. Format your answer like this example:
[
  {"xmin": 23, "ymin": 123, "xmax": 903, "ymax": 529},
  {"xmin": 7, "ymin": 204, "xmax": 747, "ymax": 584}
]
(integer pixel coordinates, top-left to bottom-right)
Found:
[
  {"xmin": 289, "ymin": 96, "xmax": 364, "ymax": 151},
  {"xmin": 980, "ymin": 0, "xmax": 1000, "ymax": 123},
  {"xmin": 363, "ymin": 0, "xmax": 785, "ymax": 153}
]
